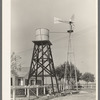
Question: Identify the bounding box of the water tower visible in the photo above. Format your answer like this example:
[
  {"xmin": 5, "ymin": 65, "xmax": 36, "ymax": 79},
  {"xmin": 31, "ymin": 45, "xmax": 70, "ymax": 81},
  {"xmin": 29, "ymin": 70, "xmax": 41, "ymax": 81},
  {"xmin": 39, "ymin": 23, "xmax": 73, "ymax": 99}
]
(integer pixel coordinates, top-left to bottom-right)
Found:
[{"xmin": 27, "ymin": 28, "xmax": 59, "ymax": 93}]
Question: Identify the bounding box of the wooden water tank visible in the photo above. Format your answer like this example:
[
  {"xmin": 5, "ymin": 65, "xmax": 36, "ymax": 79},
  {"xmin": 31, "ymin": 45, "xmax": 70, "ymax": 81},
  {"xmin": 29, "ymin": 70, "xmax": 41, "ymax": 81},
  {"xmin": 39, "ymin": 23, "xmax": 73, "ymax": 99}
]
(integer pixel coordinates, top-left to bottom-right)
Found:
[{"xmin": 35, "ymin": 28, "xmax": 49, "ymax": 41}]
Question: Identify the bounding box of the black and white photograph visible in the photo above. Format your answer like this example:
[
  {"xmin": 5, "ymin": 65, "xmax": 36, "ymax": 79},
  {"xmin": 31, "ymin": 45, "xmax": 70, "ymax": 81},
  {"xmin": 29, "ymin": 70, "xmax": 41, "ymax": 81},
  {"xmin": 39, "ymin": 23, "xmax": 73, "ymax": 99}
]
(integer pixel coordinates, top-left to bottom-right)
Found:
[{"xmin": 10, "ymin": 0, "xmax": 97, "ymax": 100}]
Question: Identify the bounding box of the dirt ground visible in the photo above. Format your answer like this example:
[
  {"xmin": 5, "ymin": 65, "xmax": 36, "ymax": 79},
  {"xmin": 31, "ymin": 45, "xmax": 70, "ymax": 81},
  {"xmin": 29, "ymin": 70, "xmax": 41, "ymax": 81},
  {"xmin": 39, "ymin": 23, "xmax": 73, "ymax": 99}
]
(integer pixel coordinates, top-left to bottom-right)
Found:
[{"xmin": 51, "ymin": 89, "xmax": 96, "ymax": 100}]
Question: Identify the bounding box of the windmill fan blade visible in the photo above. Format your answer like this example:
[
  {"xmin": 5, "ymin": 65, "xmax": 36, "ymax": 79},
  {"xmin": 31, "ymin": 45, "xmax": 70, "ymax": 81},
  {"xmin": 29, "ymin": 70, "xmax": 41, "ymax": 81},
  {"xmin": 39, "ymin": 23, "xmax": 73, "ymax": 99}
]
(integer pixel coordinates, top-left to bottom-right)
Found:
[
  {"xmin": 70, "ymin": 14, "xmax": 75, "ymax": 22},
  {"xmin": 71, "ymin": 14, "xmax": 75, "ymax": 21},
  {"xmin": 54, "ymin": 17, "xmax": 62, "ymax": 24},
  {"xmin": 72, "ymin": 24, "xmax": 75, "ymax": 30}
]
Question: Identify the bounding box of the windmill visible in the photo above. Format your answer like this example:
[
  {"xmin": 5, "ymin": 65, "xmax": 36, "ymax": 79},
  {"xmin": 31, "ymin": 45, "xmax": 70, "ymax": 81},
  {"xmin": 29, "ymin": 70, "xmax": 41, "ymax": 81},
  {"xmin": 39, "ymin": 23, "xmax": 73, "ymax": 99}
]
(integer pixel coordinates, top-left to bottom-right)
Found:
[{"xmin": 54, "ymin": 15, "xmax": 78, "ymax": 91}]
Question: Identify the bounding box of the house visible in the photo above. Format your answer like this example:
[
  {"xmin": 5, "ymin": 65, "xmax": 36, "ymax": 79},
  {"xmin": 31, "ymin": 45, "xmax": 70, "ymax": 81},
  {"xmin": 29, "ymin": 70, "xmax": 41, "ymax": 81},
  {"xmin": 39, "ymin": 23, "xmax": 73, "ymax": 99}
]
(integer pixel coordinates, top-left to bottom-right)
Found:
[{"xmin": 11, "ymin": 67, "xmax": 43, "ymax": 86}]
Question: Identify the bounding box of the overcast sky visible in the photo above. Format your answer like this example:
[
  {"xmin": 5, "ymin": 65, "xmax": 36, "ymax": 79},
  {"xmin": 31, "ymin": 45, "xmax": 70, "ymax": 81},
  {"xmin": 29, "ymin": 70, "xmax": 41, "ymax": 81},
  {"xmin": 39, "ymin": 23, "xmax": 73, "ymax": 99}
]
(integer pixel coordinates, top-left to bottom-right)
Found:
[{"xmin": 11, "ymin": 0, "xmax": 97, "ymax": 75}]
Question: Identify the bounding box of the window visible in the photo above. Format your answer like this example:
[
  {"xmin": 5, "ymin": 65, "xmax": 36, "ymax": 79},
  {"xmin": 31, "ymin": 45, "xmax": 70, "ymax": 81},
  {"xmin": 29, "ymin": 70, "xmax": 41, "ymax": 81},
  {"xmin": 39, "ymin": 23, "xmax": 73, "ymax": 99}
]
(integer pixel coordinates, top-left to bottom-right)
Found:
[
  {"xmin": 18, "ymin": 78, "xmax": 21, "ymax": 86},
  {"xmin": 37, "ymin": 80, "xmax": 42, "ymax": 85},
  {"xmin": 11, "ymin": 78, "xmax": 12, "ymax": 86},
  {"xmin": 31, "ymin": 80, "xmax": 35, "ymax": 85},
  {"xmin": 25, "ymin": 79, "xmax": 28, "ymax": 85}
]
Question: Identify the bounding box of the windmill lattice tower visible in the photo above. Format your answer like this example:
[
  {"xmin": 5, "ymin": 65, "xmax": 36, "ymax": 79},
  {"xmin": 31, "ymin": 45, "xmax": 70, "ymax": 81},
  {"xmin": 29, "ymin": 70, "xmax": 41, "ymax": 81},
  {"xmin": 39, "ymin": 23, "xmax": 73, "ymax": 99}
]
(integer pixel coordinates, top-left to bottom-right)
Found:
[
  {"xmin": 27, "ymin": 28, "xmax": 59, "ymax": 94},
  {"xmin": 64, "ymin": 21, "xmax": 78, "ymax": 90}
]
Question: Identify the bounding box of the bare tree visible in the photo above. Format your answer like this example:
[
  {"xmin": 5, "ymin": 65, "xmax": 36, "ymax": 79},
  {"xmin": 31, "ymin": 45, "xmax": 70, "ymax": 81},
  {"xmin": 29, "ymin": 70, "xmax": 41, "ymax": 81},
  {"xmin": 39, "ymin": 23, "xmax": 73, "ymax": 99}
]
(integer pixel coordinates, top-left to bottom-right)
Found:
[{"xmin": 11, "ymin": 52, "xmax": 22, "ymax": 76}]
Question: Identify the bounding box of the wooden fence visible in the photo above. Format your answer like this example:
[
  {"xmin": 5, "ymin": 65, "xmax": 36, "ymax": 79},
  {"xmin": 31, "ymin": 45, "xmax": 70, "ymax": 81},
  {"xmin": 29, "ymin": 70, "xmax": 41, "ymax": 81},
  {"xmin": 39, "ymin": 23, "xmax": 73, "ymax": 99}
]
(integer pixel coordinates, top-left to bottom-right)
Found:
[
  {"xmin": 11, "ymin": 84, "xmax": 96, "ymax": 100},
  {"xmin": 11, "ymin": 85, "xmax": 54, "ymax": 100}
]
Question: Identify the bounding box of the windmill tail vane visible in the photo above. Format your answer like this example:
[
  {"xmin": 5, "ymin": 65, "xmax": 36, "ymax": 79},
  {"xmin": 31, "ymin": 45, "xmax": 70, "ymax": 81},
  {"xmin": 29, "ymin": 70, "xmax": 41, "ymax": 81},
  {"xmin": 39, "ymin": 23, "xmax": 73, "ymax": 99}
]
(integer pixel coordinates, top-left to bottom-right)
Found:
[
  {"xmin": 54, "ymin": 17, "xmax": 69, "ymax": 24},
  {"xmin": 54, "ymin": 15, "xmax": 75, "ymax": 32},
  {"xmin": 54, "ymin": 14, "xmax": 75, "ymax": 24}
]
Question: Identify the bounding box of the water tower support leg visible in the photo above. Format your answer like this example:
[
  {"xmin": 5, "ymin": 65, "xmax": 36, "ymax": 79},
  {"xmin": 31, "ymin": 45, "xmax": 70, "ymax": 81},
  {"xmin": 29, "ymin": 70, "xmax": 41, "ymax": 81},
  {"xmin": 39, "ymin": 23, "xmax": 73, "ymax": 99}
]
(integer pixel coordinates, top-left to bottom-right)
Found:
[{"xmin": 48, "ymin": 45, "xmax": 60, "ymax": 93}]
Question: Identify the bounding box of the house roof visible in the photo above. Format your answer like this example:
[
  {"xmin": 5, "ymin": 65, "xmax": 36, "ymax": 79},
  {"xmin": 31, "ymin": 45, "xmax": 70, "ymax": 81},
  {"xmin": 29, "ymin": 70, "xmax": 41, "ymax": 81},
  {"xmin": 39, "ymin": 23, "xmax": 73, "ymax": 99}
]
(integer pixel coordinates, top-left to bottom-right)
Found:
[
  {"xmin": 17, "ymin": 67, "xmax": 30, "ymax": 77},
  {"xmin": 11, "ymin": 70, "xmax": 18, "ymax": 77},
  {"xmin": 15, "ymin": 67, "xmax": 52, "ymax": 79}
]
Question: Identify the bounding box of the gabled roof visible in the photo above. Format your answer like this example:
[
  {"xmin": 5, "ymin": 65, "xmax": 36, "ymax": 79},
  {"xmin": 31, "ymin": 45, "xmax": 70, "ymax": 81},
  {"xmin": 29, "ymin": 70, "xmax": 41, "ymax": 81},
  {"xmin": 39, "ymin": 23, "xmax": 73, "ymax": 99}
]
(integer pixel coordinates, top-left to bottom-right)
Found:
[
  {"xmin": 17, "ymin": 67, "xmax": 30, "ymax": 77},
  {"xmin": 14, "ymin": 67, "xmax": 51, "ymax": 79},
  {"xmin": 11, "ymin": 70, "xmax": 18, "ymax": 77}
]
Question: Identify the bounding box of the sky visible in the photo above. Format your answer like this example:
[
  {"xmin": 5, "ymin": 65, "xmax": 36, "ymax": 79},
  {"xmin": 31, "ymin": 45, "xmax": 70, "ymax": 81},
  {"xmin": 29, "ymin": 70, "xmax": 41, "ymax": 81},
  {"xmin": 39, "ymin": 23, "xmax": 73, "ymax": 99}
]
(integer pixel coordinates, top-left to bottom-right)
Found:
[{"xmin": 11, "ymin": 0, "xmax": 97, "ymax": 76}]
